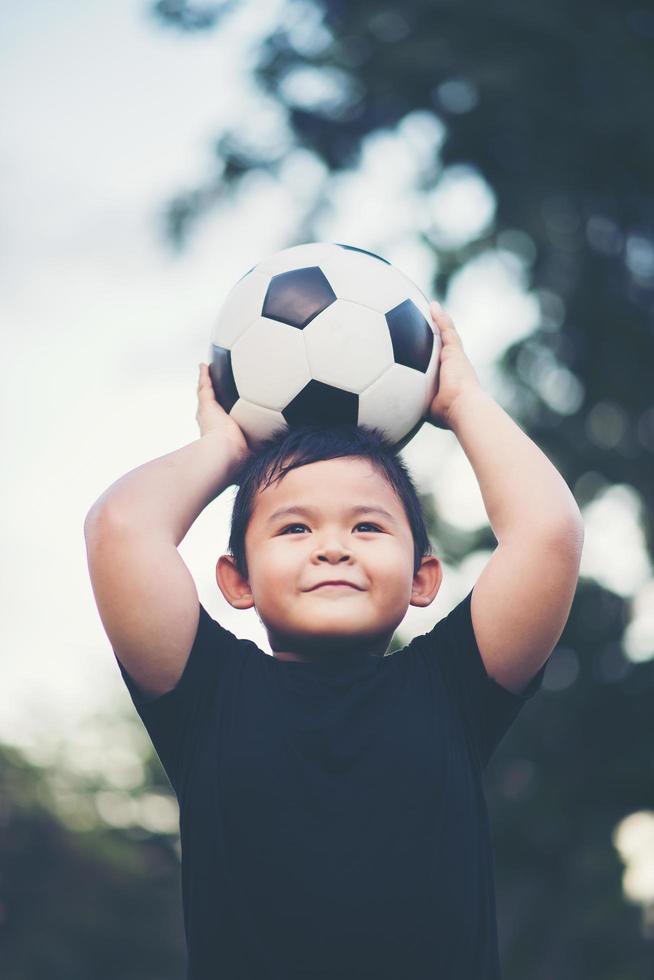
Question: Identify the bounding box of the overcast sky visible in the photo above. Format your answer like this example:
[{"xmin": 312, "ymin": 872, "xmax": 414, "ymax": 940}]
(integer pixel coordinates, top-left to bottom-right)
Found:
[{"xmin": 2, "ymin": 0, "xmax": 651, "ymax": 768}]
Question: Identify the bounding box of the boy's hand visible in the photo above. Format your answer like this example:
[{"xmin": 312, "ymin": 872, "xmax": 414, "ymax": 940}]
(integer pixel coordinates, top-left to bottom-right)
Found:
[
  {"xmin": 426, "ymin": 301, "xmax": 483, "ymax": 430},
  {"xmin": 197, "ymin": 363, "xmax": 253, "ymax": 463}
]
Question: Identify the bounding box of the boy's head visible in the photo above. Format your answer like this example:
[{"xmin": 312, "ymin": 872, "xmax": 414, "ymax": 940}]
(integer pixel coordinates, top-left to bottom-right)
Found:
[{"xmin": 216, "ymin": 424, "xmax": 442, "ymax": 661}]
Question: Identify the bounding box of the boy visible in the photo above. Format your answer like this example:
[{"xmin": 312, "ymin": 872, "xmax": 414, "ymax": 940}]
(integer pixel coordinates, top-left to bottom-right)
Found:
[{"xmin": 84, "ymin": 302, "xmax": 584, "ymax": 979}]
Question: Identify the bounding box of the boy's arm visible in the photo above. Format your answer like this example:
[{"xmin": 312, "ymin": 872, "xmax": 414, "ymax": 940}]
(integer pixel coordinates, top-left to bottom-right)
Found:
[
  {"xmin": 427, "ymin": 302, "xmax": 584, "ymax": 696},
  {"xmin": 447, "ymin": 386, "xmax": 583, "ymax": 695},
  {"xmin": 84, "ymin": 365, "xmax": 252, "ymax": 699}
]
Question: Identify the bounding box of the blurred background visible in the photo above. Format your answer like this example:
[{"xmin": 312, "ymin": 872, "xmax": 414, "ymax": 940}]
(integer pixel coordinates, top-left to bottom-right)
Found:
[{"xmin": 2, "ymin": 0, "xmax": 654, "ymax": 976}]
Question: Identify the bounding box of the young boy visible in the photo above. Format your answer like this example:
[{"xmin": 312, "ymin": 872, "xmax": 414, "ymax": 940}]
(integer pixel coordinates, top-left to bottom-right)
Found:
[{"xmin": 84, "ymin": 302, "xmax": 584, "ymax": 979}]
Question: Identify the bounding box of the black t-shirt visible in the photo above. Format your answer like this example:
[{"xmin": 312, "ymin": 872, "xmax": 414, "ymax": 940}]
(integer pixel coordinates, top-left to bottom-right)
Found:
[{"xmin": 116, "ymin": 590, "xmax": 547, "ymax": 980}]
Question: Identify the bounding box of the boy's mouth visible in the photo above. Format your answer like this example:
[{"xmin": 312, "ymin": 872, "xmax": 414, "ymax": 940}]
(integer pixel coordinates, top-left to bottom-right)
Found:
[{"xmin": 306, "ymin": 580, "xmax": 363, "ymax": 590}]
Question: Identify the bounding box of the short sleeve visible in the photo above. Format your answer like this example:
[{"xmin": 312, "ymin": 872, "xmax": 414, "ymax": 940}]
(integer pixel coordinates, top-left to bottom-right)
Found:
[
  {"xmin": 114, "ymin": 603, "xmax": 241, "ymax": 797},
  {"xmin": 419, "ymin": 590, "xmax": 549, "ymax": 770}
]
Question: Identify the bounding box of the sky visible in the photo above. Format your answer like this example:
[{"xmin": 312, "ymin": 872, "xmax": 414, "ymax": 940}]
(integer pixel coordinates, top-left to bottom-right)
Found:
[{"xmin": 2, "ymin": 0, "xmax": 652, "ymax": 767}]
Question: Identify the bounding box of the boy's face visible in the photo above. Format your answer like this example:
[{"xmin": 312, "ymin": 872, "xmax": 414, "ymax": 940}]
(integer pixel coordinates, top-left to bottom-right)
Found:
[{"xmin": 216, "ymin": 456, "xmax": 442, "ymax": 662}]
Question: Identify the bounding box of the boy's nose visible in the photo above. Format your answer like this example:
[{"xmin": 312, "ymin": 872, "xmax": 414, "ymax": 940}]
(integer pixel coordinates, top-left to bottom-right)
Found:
[{"xmin": 315, "ymin": 544, "xmax": 352, "ymax": 562}]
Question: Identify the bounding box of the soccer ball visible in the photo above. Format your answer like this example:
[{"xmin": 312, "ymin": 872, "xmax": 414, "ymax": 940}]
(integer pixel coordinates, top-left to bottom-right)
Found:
[{"xmin": 207, "ymin": 242, "xmax": 440, "ymax": 451}]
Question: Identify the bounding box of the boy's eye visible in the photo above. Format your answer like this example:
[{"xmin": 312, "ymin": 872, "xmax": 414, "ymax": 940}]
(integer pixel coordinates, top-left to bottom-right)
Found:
[{"xmin": 279, "ymin": 522, "xmax": 381, "ymax": 534}]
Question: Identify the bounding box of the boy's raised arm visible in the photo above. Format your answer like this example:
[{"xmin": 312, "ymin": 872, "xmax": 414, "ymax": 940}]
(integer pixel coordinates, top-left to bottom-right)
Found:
[
  {"xmin": 83, "ymin": 365, "xmax": 252, "ymax": 700},
  {"xmin": 427, "ymin": 302, "xmax": 584, "ymax": 696}
]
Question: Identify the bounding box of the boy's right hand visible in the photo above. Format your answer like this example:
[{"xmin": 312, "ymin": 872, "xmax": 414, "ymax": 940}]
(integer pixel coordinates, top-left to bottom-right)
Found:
[{"xmin": 196, "ymin": 363, "xmax": 253, "ymax": 464}]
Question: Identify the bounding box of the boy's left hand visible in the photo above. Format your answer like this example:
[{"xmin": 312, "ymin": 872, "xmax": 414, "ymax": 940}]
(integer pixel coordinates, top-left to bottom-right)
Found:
[{"xmin": 426, "ymin": 301, "xmax": 483, "ymax": 430}]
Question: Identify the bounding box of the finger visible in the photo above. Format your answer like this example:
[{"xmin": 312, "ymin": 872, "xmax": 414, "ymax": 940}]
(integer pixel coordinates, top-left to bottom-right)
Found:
[
  {"xmin": 430, "ymin": 302, "xmax": 462, "ymax": 345},
  {"xmin": 198, "ymin": 371, "xmax": 222, "ymax": 410},
  {"xmin": 430, "ymin": 300, "xmax": 455, "ymax": 328},
  {"xmin": 428, "ymin": 302, "xmax": 443, "ymax": 338}
]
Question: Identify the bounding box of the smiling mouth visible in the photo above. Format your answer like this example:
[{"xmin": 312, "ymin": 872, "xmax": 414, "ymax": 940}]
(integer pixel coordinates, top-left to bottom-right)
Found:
[{"xmin": 310, "ymin": 583, "xmax": 360, "ymax": 591}]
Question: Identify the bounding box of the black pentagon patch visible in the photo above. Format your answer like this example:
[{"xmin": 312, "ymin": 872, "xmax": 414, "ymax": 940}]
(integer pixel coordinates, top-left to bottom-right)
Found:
[
  {"xmin": 386, "ymin": 299, "xmax": 434, "ymax": 373},
  {"xmin": 263, "ymin": 267, "xmax": 337, "ymax": 329},
  {"xmin": 283, "ymin": 380, "xmax": 359, "ymax": 427},
  {"xmin": 209, "ymin": 344, "xmax": 239, "ymax": 413},
  {"xmin": 334, "ymin": 243, "xmax": 391, "ymax": 265}
]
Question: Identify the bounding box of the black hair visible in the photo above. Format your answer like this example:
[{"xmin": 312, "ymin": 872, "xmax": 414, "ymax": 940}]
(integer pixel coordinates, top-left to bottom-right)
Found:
[{"xmin": 227, "ymin": 423, "xmax": 433, "ymax": 580}]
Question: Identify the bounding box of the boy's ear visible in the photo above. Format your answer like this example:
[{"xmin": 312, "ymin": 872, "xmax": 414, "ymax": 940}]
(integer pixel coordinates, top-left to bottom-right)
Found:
[
  {"xmin": 216, "ymin": 554, "xmax": 255, "ymax": 610},
  {"xmin": 409, "ymin": 555, "xmax": 443, "ymax": 608}
]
